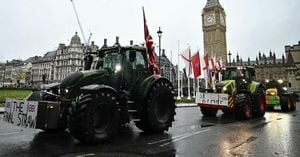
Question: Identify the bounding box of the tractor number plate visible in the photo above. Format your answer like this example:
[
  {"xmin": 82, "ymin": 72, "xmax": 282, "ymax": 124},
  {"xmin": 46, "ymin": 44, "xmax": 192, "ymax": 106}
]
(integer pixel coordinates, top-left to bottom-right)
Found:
[
  {"xmin": 196, "ymin": 92, "xmax": 229, "ymax": 106},
  {"xmin": 274, "ymin": 105, "xmax": 281, "ymax": 110},
  {"xmin": 2, "ymin": 99, "xmax": 39, "ymax": 129}
]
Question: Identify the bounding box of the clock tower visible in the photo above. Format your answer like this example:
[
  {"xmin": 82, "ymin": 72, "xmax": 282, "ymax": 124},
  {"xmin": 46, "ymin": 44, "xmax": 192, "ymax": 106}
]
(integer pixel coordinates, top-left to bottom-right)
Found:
[{"xmin": 202, "ymin": 0, "xmax": 227, "ymax": 64}]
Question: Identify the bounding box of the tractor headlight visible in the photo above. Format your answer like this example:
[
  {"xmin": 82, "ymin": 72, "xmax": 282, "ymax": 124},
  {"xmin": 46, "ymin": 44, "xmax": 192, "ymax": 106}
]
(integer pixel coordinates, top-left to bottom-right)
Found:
[
  {"xmin": 283, "ymin": 87, "xmax": 287, "ymax": 91},
  {"xmin": 115, "ymin": 64, "xmax": 121, "ymax": 73},
  {"xmin": 223, "ymin": 86, "xmax": 227, "ymax": 91},
  {"xmin": 65, "ymin": 89, "xmax": 69, "ymax": 94}
]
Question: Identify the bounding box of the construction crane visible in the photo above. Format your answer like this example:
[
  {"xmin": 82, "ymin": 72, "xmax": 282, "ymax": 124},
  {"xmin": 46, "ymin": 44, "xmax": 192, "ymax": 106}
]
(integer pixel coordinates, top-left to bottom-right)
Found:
[{"xmin": 70, "ymin": 0, "xmax": 94, "ymax": 70}]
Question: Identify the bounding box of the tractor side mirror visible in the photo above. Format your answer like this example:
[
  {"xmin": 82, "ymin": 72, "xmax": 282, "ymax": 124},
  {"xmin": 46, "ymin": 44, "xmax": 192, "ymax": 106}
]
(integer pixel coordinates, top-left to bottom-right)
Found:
[{"xmin": 129, "ymin": 50, "xmax": 136, "ymax": 62}]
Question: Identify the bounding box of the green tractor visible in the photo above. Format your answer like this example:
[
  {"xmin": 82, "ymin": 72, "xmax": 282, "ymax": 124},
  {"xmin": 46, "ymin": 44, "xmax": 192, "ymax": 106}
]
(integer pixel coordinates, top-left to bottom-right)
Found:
[
  {"xmin": 196, "ymin": 66, "xmax": 266, "ymax": 119},
  {"xmin": 264, "ymin": 79, "xmax": 296, "ymax": 111},
  {"xmin": 10, "ymin": 37, "xmax": 176, "ymax": 144}
]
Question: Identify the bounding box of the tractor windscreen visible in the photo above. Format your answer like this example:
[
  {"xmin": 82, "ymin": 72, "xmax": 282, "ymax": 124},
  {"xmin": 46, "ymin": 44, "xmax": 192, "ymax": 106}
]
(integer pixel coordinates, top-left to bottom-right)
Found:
[
  {"xmin": 222, "ymin": 69, "xmax": 240, "ymax": 80},
  {"xmin": 101, "ymin": 52, "xmax": 122, "ymax": 72}
]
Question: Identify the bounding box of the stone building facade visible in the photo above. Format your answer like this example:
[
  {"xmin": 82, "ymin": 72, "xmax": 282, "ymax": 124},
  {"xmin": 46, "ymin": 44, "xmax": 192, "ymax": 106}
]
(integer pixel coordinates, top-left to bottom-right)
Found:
[
  {"xmin": 31, "ymin": 32, "xmax": 99, "ymax": 85},
  {"xmin": 285, "ymin": 41, "xmax": 300, "ymax": 92}
]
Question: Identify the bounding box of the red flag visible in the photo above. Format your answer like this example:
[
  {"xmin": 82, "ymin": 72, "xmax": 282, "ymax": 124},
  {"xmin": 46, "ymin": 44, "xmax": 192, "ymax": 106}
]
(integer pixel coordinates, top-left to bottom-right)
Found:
[
  {"xmin": 203, "ymin": 53, "xmax": 209, "ymax": 70},
  {"xmin": 191, "ymin": 51, "xmax": 201, "ymax": 78},
  {"xmin": 143, "ymin": 7, "xmax": 160, "ymax": 74}
]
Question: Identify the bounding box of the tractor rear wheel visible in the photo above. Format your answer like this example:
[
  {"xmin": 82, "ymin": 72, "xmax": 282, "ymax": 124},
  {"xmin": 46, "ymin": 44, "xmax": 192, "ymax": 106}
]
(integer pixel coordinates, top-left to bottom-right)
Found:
[
  {"xmin": 135, "ymin": 80, "xmax": 176, "ymax": 133},
  {"xmin": 235, "ymin": 94, "xmax": 252, "ymax": 120},
  {"xmin": 201, "ymin": 107, "xmax": 218, "ymax": 117},
  {"xmin": 253, "ymin": 88, "xmax": 266, "ymax": 117},
  {"xmin": 68, "ymin": 90, "xmax": 120, "ymax": 144}
]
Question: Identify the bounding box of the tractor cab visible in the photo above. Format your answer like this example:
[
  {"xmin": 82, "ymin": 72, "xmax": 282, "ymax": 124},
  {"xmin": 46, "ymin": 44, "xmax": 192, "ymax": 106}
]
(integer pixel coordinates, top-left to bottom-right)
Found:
[{"xmin": 222, "ymin": 66, "xmax": 255, "ymax": 91}]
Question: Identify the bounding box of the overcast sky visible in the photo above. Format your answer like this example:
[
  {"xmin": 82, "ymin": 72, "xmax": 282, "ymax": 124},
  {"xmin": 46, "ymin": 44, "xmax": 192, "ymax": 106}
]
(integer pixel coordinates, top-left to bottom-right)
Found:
[{"xmin": 0, "ymin": 0, "xmax": 299, "ymax": 63}]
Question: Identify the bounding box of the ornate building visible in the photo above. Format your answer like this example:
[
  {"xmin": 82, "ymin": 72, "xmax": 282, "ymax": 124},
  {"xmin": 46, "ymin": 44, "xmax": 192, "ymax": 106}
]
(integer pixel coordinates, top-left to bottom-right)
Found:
[
  {"xmin": 202, "ymin": 0, "xmax": 227, "ymax": 64},
  {"xmin": 31, "ymin": 32, "xmax": 99, "ymax": 85}
]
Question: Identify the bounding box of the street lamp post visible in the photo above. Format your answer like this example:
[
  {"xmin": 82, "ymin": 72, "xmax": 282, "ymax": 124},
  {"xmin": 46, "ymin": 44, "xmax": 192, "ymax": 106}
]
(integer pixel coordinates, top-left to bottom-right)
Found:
[
  {"xmin": 228, "ymin": 51, "xmax": 232, "ymax": 66},
  {"xmin": 157, "ymin": 27, "xmax": 163, "ymax": 72}
]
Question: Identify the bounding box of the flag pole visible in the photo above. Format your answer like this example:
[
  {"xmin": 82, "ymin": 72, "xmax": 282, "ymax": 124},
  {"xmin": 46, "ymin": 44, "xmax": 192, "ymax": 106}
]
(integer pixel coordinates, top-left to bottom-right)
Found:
[
  {"xmin": 177, "ymin": 40, "xmax": 181, "ymax": 100},
  {"xmin": 187, "ymin": 46, "xmax": 191, "ymax": 100},
  {"xmin": 170, "ymin": 50, "xmax": 172, "ymax": 83}
]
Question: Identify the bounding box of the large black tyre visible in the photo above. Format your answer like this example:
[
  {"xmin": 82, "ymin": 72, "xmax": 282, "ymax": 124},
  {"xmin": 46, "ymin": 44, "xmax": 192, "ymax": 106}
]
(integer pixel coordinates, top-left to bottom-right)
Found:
[
  {"xmin": 68, "ymin": 90, "xmax": 120, "ymax": 144},
  {"xmin": 253, "ymin": 88, "xmax": 266, "ymax": 117},
  {"xmin": 201, "ymin": 107, "xmax": 218, "ymax": 117},
  {"xmin": 281, "ymin": 96, "xmax": 291, "ymax": 112},
  {"xmin": 135, "ymin": 80, "xmax": 176, "ymax": 133},
  {"xmin": 235, "ymin": 94, "xmax": 252, "ymax": 120},
  {"xmin": 290, "ymin": 98, "xmax": 296, "ymax": 111}
]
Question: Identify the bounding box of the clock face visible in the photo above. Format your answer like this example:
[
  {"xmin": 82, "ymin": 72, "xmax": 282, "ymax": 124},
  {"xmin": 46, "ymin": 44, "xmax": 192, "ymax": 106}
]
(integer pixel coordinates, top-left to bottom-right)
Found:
[{"xmin": 206, "ymin": 15, "xmax": 214, "ymax": 24}]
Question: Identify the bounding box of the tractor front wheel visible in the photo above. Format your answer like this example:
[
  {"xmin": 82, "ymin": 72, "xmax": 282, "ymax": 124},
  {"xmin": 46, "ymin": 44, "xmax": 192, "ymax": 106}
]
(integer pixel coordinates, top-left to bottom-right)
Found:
[
  {"xmin": 253, "ymin": 88, "xmax": 266, "ymax": 117},
  {"xmin": 235, "ymin": 94, "xmax": 252, "ymax": 120},
  {"xmin": 281, "ymin": 96, "xmax": 291, "ymax": 112},
  {"xmin": 68, "ymin": 90, "xmax": 120, "ymax": 144},
  {"xmin": 135, "ymin": 80, "xmax": 176, "ymax": 133}
]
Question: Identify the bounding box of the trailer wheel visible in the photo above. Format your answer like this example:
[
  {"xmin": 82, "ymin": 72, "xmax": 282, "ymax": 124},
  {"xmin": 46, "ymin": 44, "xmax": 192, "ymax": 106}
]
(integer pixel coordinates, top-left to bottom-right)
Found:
[
  {"xmin": 235, "ymin": 94, "xmax": 252, "ymax": 120},
  {"xmin": 253, "ymin": 88, "xmax": 266, "ymax": 117},
  {"xmin": 135, "ymin": 80, "xmax": 176, "ymax": 133},
  {"xmin": 201, "ymin": 107, "xmax": 217, "ymax": 117},
  {"xmin": 68, "ymin": 90, "xmax": 119, "ymax": 144}
]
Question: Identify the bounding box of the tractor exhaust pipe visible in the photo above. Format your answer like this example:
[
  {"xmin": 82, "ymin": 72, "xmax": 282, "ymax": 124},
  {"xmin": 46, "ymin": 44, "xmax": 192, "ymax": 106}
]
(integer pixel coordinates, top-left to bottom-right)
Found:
[{"xmin": 130, "ymin": 40, "xmax": 133, "ymax": 45}]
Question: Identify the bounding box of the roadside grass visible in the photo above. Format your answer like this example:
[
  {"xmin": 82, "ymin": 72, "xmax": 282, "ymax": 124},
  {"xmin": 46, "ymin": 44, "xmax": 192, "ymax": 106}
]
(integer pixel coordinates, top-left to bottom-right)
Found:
[
  {"xmin": 175, "ymin": 96, "xmax": 196, "ymax": 103},
  {"xmin": 0, "ymin": 89, "xmax": 32, "ymax": 107}
]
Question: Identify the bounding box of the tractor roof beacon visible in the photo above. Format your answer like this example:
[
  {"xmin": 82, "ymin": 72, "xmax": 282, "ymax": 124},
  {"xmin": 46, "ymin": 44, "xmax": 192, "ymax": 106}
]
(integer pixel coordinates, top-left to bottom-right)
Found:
[
  {"xmin": 197, "ymin": 66, "xmax": 266, "ymax": 119},
  {"xmin": 27, "ymin": 37, "xmax": 176, "ymax": 144}
]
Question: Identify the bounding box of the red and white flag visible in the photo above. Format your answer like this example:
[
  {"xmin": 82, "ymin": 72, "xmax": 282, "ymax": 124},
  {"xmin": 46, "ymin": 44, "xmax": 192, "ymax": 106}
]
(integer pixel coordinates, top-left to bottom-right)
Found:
[
  {"xmin": 191, "ymin": 50, "xmax": 201, "ymax": 78},
  {"xmin": 209, "ymin": 56, "xmax": 216, "ymax": 71},
  {"xmin": 143, "ymin": 7, "xmax": 160, "ymax": 74},
  {"xmin": 181, "ymin": 47, "xmax": 192, "ymax": 77},
  {"xmin": 202, "ymin": 53, "xmax": 209, "ymax": 71},
  {"xmin": 216, "ymin": 58, "xmax": 223, "ymax": 70}
]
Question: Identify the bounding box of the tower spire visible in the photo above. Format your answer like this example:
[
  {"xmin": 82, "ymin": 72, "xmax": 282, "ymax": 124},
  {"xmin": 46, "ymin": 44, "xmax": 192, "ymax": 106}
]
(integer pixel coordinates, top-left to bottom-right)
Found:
[{"xmin": 205, "ymin": 0, "xmax": 222, "ymax": 8}]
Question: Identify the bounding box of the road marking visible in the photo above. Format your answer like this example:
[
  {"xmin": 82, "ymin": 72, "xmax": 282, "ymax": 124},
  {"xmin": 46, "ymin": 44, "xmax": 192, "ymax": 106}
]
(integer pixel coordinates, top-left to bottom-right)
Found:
[
  {"xmin": 0, "ymin": 131, "xmax": 21, "ymax": 136},
  {"xmin": 148, "ymin": 129, "xmax": 211, "ymax": 147},
  {"xmin": 226, "ymin": 136, "xmax": 258, "ymax": 156},
  {"xmin": 75, "ymin": 153, "xmax": 96, "ymax": 157},
  {"xmin": 160, "ymin": 129, "xmax": 211, "ymax": 147}
]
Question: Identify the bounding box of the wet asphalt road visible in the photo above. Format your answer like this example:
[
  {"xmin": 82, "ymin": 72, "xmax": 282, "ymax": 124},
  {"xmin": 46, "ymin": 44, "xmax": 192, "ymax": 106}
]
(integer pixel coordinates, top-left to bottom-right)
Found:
[{"xmin": 0, "ymin": 103, "xmax": 299, "ymax": 157}]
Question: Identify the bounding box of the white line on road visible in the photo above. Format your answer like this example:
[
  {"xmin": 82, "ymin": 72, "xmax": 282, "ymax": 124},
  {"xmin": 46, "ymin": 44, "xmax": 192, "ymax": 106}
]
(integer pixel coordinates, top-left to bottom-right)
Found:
[
  {"xmin": 75, "ymin": 153, "xmax": 96, "ymax": 157},
  {"xmin": 0, "ymin": 131, "xmax": 21, "ymax": 136},
  {"xmin": 148, "ymin": 129, "xmax": 211, "ymax": 146},
  {"xmin": 159, "ymin": 129, "xmax": 211, "ymax": 147}
]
